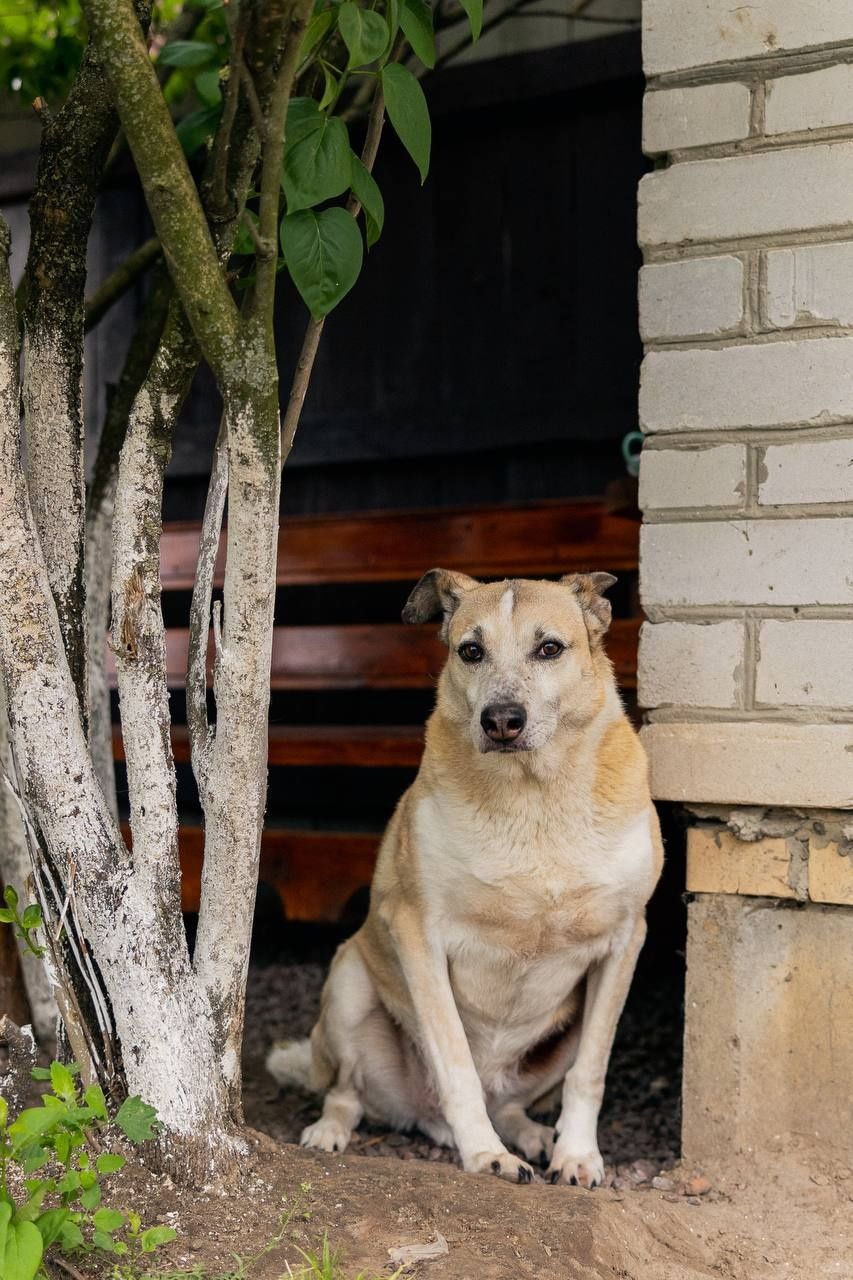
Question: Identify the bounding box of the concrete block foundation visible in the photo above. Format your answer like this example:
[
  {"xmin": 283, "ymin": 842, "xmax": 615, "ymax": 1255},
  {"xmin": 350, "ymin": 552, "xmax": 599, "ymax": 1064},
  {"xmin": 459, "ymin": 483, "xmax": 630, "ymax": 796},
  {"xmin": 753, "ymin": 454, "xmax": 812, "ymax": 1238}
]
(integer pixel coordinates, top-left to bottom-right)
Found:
[{"xmin": 683, "ymin": 893, "xmax": 853, "ymax": 1164}]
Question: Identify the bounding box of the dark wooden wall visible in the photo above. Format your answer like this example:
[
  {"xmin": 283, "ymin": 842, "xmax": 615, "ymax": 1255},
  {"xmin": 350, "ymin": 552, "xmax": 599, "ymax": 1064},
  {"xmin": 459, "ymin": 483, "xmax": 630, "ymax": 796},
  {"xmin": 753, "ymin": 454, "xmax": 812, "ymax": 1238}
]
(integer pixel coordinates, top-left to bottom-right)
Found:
[{"xmin": 167, "ymin": 31, "xmax": 646, "ymax": 518}]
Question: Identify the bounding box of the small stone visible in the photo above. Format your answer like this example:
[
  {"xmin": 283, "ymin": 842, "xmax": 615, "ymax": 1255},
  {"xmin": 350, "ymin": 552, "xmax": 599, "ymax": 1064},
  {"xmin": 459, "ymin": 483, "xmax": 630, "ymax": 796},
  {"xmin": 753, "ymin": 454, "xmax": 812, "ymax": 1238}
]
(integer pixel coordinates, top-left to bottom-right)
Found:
[
  {"xmin": 652, "ymin": 1176, "xmax": 675, "ymax": 1191},
  {"xmin": 685, "ymin": 1174, "xmax": 712, "ymax": 1196}
]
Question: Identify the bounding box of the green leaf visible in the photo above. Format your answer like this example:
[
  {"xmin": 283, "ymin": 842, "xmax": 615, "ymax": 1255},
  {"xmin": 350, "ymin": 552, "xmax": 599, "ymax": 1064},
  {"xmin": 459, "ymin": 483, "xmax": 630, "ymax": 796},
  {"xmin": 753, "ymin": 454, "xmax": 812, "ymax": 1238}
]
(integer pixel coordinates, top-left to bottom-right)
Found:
[
  {"xmin": 3, "ymin": 1218, "xmax": 43, "ymax": 1280},
  {"xmin": 83, "ymin": 1084, "xmax": 107, "ymax": 1121},
  {"xmin": 96, "ymin": 1153, "xmax": 126, "ymax": 1175},
  {"xmin": 115, "ymin": 1096, "xmax": 160, "ymax": 1144},
  {"xmin": 285, "ymin": 97, "xmax": 325, "ymax": 147},
  {"xmin": 299, "ymin": 9, "xmax": 336, "ymax": 65},
  {"xmin": 92, "ymin": 1229, "xmax": 116, "ymax": 1252},
  {"xmin": 400, "ymin": 0, "xmax": 435, "ymax": 68},
  {"xmin": 338, "ymin": 2, "xmax": 389, "ymax": 66},
  {"xmin": 380, "ymin": 63, "xmax": 431, "ymax": 183},
  {"xmin": 0, "ymin": 908, "xmax": 16, "ymax": 923},
  {"xmin": 80, "ymin": 1182, "xmax": 100, "ymax": 1211},
  {"xmin": 194, "ymin": 68, "xmax": 222, "ymax": 107},
  {"xmin": 20, "ymin": 1146, "xmax": 49, "ymax": 1174},
  {"xmin": 50, "ymin": 1062, "xmax": 76, "ymax": 1101},
  {"xmin": 140, "ymin": 1225, "xmax": 178, "ymax": 1253},
  {"xmin": 20, "ymin": 905, "xmax": 42, "ymax": 930},
  {"xmin": 318, "ymin": 63, "xmax": 339, "ymax": 111},
  {"xmin": 94, "ymin": 1208, "xmax": 124, "ymax": 1233},
  {"xmin": 57, "ymin": 1219, "xmax": 84, "ymax": 1250},
  {"xmin": 386, "ymin": 0, "xmax": 401, "ymax": 42},
  {"xmin": 29, "ymin": 1068, "xmax": 50, "ymax": 1082},
  {"xmin": 176, "ymin": 104, "xmax": 223, "ymax": 156},
  {"xmin": 281, "ymin": 208, "xmax": 363, "ymax": 321},
  {"xmin": 282, "ymin": 115, "xmax": 352, "ymax": 214},
  {"xmin": 158, "ymin": 40, "xmax": 217, "ymax": 68},
  {"xmin": 9, "ymin": 1107, "xmax": 67, "ymax": 1155},
  {"xmin": 34, "ymin": 1209, "xmax": 70, "ymax": 1250},
  {"xmin": 457, "ymin": 0, "xmax": 482, "ymax": 39},
  {"xmin": 350, "ymin": 156, "xmax": 384, "ymax": 247},
  {"xmin": 4, "ymin": 885, "xmax": 18, "ymax": 909},
  {"xmin": 0, "ymin": 1096, "xmax": 6, "ymax": 1127}
]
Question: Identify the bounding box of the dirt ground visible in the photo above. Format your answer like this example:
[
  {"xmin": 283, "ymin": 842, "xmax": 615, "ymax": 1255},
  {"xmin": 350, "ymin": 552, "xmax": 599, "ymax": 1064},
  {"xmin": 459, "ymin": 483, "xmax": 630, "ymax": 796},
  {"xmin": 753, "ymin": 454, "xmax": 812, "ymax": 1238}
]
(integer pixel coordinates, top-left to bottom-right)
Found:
[
  {"xmin": 100, "ymin": 953, "xmax": 853, "ymax": 1280},
  {"xmin": 114, "ymin": 1135, "xmax": 853, "ymax": 1280}
]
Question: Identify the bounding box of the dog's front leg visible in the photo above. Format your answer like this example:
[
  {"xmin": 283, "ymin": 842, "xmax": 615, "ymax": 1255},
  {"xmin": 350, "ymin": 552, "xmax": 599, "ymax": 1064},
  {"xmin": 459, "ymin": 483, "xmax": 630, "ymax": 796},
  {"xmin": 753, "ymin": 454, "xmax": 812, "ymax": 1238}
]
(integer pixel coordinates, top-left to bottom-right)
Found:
[
  {"xmin": 391, "ymin": 906, "xmax": 535, "ymax": 1185},
  {"xmin": 547, "ymin": 915, "xmax": 646, "ymax": 1189}
]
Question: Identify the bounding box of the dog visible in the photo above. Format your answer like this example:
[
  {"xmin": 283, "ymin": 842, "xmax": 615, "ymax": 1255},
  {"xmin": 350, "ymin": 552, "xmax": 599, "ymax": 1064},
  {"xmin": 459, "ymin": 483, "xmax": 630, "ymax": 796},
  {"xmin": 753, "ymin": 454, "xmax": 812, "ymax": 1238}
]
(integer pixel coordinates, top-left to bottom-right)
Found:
[{"xmin": 267, "ymin": 569, "xmax": 663, "ymax": 1186}]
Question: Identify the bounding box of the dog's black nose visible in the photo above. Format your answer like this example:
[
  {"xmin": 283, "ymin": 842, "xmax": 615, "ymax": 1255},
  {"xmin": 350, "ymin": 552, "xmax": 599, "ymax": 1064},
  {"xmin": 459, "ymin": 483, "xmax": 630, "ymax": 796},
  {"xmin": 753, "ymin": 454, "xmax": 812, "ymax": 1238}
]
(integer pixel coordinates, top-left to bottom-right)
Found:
[{"xmin": 480, "ymin": 703, "xmax": 527, "ymax": 742}]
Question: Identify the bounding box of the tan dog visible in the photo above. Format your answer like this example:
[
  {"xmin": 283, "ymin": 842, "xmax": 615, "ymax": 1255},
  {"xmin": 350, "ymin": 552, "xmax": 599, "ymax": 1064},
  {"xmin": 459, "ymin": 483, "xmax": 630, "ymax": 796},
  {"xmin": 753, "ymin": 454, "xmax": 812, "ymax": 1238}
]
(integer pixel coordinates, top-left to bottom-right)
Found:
[{"xmin": 267, "ymin": 570, "xmax": 663, "ymax": 1186}]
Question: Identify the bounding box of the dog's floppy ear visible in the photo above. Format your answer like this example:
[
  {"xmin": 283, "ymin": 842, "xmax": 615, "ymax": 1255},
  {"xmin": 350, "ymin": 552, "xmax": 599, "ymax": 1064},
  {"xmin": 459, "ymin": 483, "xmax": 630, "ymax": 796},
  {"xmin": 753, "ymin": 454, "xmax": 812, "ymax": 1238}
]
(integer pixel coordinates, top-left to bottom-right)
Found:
[
  {"xmin": 402, "ymin": 568, "xmax": 479, "ymax": 641},
  {"xmin": 561, "ymin": 572, "xmax": 617, "ymax": 640}
]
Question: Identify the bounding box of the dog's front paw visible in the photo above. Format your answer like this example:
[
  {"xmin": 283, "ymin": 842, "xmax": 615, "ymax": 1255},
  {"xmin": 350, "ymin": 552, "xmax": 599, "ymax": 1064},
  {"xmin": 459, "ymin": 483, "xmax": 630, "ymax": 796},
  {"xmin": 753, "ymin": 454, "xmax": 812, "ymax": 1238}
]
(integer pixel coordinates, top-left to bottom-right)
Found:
[
  {"xmin": 546, "ymin": 1147, "xmax": 605, "ymax": 1189},
  {"xmin": 300, "ymin": 1117, "xmax": 352, "ymax": 1154},
  {"xmin": 467, "ymin": 1150, "xmax": 536, "ymax": 1184}
]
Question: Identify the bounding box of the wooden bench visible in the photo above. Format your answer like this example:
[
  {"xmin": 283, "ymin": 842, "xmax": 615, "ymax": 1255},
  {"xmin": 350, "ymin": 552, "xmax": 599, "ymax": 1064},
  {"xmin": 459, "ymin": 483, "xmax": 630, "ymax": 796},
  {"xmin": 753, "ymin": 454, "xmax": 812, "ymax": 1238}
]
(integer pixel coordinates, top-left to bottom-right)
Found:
[{"xmin": 111, "ymin": 499, "xmax": 641, "ymax": 922}]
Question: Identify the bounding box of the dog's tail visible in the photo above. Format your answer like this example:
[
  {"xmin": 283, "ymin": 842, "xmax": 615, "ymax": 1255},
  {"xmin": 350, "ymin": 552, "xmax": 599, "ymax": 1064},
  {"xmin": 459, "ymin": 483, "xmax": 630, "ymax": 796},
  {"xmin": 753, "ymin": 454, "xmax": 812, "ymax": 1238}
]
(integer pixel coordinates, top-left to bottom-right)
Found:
[{"xmin": 266, "ymin": 1038, "xmax": 322, "ymax": 1093}]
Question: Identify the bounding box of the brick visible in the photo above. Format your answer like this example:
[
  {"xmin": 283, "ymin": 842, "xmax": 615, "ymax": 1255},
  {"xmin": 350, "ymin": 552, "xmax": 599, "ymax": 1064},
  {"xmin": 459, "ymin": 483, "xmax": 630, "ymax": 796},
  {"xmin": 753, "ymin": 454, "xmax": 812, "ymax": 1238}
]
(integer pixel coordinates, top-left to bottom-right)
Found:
[
  {"xmin": 643, "ymin": 1, "xmax": 853, "ymax": 76},
  {"xmin": 683, "ymin": 895, "xmax": 853, "ymax": 1164},
  {"xmin": 639, "ymin": 444, "xmax": 746, "ymax": 509},
  {"xmin": 640, "ymin": 337, "xmax": 853, "ymax": 433},
  {"xmin": 759, "ymin": 437, "xmax": 853, "ymax": 504},
  {"xmin": 809, "ymin": 841, "xmax": 853, "ymax": 905},
  {"xmin": 766, "ymin": 63, "xmax": 853, "ymax": 135},
  {"xmin": 641, "ymin": 721, "xmax": 853, "ymax": 807},
  {"xmin": 686, "ymin": 827, "xmax": 796, "ymax": 898},
  {"xmin": 638, "ymin": 143, "xmax": 853, "ymax": 247},
  {"xmin": 639, "ymin": 620, "xmax": 744, "ymax": 708},
  {"xmin": 640, "ymin": 518, "xmax": 853, "ymax": 607},
  {"xmin": 639, "ymin": 257, "xmax": 744, "ymax": 341},
  {"xmin": 755, "ymin": 620, "xmax": 853, "ymax": 707},
  {"xmin": 643, "ymin": 84, "xmax": 751, "ymax": 153},
  {"xmin": 764, "ymin": 243, "xmax": 853, "ymax": 328}
]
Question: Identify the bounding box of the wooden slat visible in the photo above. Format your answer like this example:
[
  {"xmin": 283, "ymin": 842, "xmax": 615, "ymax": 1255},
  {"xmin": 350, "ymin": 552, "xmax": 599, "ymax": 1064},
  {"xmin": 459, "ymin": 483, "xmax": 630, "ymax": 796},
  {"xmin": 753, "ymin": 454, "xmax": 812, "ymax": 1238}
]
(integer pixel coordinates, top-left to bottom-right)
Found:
[
  {"xmin": 108, "ymin": 618, "xmax": 640, "ymax": 691},
  {"xmin": 178, "ymin": 827, "xmax": 379, "ymax": 923},
  {"xmin": 114, "ymin": 723, "xmax": 425, "ymax": 769},
  {"xmin": 159, "ymin": 500, "xmax": 639, "ymax": 590}
]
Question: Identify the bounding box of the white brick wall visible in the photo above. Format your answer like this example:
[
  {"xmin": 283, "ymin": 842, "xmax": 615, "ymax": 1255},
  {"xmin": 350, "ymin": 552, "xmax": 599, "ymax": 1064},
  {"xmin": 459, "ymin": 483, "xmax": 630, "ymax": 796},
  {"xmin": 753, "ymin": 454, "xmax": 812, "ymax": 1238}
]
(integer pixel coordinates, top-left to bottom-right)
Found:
[
  {"xmin": 643, "ymin": 84, "xmax": 751, "ymax": 153},
  {"xmin": 638, "ymin": 144, "xmax": 853, "ymax": 247},
  {"xmin": 759, "ymin": 437, "xmax": 853, "ymax": 504},
  {"xmin": 764, "ymin": 243, "xmax": 853, "ymax": 328},
  {"xmin": 640, "ymin": 3, "xmax": 853, "ymax": 813},
  {"xmin": 765, "ymin": 64, "xmax": 853, "ymax": 135},
  {"xmin": 639, "ymin": 445, "xmax": 746, "ymax": 509},
  {"xmin": 755, "ymin": 621, "xmax": 853, "ymax": 706},
  {"xmin": 639, "ymin": 257, "xmax": 744, "ymax": 341},
  {"xmin": 641, "ymin": 722, "xmax": 853, "ymax": 808},
  {"xmin": 641, "ymin": 519, "xmax": 853, "ymax": 608},
  {"xmin": 643, "ymin": 1, "xmax": 853, "ymax": 76},
  {"xmin": 639, "ymin": 620, "xmax": 744, "ymax": 708},
  {"xmin": 640, "ymin": 337, "xmax": 853, "ymax": 433}
]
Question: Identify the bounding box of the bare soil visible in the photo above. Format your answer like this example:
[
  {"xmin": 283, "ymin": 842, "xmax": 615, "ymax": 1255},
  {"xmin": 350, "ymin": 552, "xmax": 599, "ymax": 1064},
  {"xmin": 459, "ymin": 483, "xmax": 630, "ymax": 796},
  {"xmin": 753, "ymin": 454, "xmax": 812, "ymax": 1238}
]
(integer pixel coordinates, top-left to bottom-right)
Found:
[{"xmin": 100, "ymin": 955, "xmax": 853, "ymax": 1279}]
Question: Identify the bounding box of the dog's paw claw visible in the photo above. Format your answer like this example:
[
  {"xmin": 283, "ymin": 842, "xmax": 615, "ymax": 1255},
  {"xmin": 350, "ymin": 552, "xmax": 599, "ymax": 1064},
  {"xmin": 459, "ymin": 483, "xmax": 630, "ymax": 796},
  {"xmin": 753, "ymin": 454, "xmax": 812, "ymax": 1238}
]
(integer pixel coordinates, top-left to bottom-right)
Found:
[
  {"xmin": 468, "ymin": 1151, "xmax": 536, "ymax": 1184},
  {"xmin": 300, "ymin": 1118, "xmax": 352, "ymax": 1154},
  {"xmin": 547, "ymin": 1148, "xmax": 605, "ymax": 1189}
]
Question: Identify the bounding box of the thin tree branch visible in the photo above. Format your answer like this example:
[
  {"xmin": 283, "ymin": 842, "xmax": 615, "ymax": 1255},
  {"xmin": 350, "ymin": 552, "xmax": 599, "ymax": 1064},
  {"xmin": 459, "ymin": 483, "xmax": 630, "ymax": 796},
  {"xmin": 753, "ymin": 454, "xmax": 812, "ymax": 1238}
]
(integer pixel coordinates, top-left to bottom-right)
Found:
[
  {"xmin": 254, "ymin": 0, "xmax": 314, "ymax": 323},
  {"xmin": 84, "ymin": 237, "xmax": 161, "ymax": 333},
  {"xmin": 21, "ymin": 2, "xmax": 154, "ymax": 723},
  {"xmin": 186, "ymin": 419, "xmax": 227, "ymax": 798},
  {"xmin": 240, "ymin": 61, "xmax": 266, "ymax": 140},
  {"xmin": 85, "ymin": 267, "xmax": 173, "ymax": 817},
  {"xmin": 81, "ymin": 0, "xmax": 241, "ymax": 387},
  {"xmin": 281, "ymin": 85, "xmax": 386, "ymax": 459},
  {"xmin": 211, "ymin": 13, "xmax": 248, "ymax": 216}
]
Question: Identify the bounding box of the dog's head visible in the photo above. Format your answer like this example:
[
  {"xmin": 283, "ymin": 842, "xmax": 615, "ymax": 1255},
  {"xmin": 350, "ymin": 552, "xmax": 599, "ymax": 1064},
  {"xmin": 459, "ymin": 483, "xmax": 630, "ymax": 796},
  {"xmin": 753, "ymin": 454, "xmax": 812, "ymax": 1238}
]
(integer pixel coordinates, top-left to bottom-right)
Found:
[{"xmin": 402, "ymin": 570, "xmax": 617, "ymax": 754}]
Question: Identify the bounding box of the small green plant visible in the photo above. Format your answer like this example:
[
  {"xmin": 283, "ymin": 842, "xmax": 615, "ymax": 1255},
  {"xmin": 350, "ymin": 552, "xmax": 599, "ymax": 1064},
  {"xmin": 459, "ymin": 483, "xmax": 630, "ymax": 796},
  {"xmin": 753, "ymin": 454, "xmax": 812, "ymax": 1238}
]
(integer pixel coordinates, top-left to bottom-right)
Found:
[
  {"xmin": 0, "ymin": 1061, "xmax": 176, "ymax": 1279},
  {"xmin": 0, "ymin": 885, "xmax": 45, "ymax": 958}
]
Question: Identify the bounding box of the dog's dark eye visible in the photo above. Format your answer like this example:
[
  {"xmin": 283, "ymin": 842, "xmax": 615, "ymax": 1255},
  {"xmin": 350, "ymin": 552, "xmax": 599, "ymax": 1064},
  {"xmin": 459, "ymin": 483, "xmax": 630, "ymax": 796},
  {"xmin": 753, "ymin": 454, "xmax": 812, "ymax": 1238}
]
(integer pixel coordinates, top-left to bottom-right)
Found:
[
  {"xmin": 458, "ymin": 642, "xmax": 484, "ymax": 663},
  {"xmin": 536, "ymin": 640, "xmax": 564, "ymax": 659}
]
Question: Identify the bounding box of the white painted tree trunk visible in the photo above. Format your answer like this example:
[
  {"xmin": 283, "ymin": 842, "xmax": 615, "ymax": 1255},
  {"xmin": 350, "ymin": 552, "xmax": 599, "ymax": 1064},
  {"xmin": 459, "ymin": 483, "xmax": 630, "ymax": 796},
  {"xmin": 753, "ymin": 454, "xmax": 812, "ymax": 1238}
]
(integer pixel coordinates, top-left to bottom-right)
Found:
[{"xmin": 0, "ymin": 685, "xmax": 58, "ymax": 1045}]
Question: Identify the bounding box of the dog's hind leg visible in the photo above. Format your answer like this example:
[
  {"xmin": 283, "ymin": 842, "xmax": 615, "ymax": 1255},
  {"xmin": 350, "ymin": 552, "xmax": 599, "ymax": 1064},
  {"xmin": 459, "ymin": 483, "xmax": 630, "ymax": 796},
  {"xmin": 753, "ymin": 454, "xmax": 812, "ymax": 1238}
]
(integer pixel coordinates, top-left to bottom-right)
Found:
[
  {"xmin": 301, "ymin": 1084, "xmax": 364, "ymax": 1154},
  {"xmin": 492, "ymin": 1102, "xmax": 554, "ymax": 1166}
]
